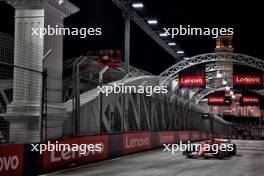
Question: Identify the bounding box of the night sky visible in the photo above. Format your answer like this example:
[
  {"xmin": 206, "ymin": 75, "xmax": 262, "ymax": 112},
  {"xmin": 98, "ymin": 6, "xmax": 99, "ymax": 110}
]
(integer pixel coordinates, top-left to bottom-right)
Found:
[
  {"xmin": 0, "ymin": 0, "xmax": 263, "ymax": 75},
  {"xmin": 65, "ymin": 0, "xmax": 263, "ymax": 74}
]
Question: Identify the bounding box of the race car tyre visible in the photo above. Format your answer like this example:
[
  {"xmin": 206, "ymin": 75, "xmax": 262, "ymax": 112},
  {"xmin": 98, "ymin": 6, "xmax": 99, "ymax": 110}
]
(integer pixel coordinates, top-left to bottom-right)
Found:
[
  {"xmin": 213, "ymin": 151, "xmax": 225, "ymax": 159},
  {"xmin": 183, "ymin": 150, "xmax": 195, "ymax": 158},
  {"xmin": 229, "ymin": 144, "xmax": 236, "ymax": 156}
]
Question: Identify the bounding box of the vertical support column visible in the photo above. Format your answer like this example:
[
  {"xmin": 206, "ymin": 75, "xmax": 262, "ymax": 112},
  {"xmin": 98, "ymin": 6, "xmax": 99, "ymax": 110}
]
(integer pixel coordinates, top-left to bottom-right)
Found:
[
  {"xmin": 124, "ymin": 16, "xmax": 130, "ymax": 74},
  {"xmin": 3, "ymin": 0, "xmax": 79, "ymax": 143},
  {"xmin": 5, "ymin": 8, "xmax": 44, "ymax": 143},
  {"xmin": 10, "ymin": 9, "xmax": 44, "ymax": 113}
]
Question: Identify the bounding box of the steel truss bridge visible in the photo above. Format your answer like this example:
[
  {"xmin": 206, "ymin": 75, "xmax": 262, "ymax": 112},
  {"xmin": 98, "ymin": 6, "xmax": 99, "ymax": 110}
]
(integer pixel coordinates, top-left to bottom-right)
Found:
[
  {"xmin": 1, "ymin": 51, "xmax": 263, "ymax": 138},
  {"xmin": 60, "ymin": 52, "xmax": 263, "ymax": 136},
  {"xmin": 63, "ymin": 73, "xmax": 228, "ymax": 136},
  {"xmin": 160, "ymin": 52, "xmax": 264, "ymax": 104}
]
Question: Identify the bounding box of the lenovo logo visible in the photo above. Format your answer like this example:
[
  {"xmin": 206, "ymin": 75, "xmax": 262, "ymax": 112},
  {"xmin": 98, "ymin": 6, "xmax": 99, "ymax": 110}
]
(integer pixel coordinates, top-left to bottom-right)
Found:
[
  {"xmin": 179, "ymin": 76, "xmax": 205, "ymax": 86},
  {"xmin": 125, "ymin": 137, "xmax": 150, "ymax": 149},
  {"xmin": 208, "ymin": 97, "xmax": 225, "ymax": 103},
  {"xmin": 0, "ymin": 145, "xmax": 23, "ymax": 175},
  {"xmin": 179, "ymin": 133, "xmax": 189, "ymax": 141},
  {"xmin": 242, "ymin": 97, "xmax": 259, "ymax": 103},
  {"xmin": 0, "ymin": 155, "xmax": 19, "ymax": 172},
  {"xmin": 234, "ymin": 75, "xmax": 262, "ymax": 85},
  {"xmin": 160, "ymin": 135, "xmax": 174, "ymax": 144},
  {"xmin": 50, "ymin": 143, "xmax": 104, "ymax": 163}
]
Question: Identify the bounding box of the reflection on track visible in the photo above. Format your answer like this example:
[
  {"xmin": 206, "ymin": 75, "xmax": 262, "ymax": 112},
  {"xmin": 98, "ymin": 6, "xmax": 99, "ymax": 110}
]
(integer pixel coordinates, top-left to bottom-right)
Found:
[{"xmin": 45, "ymin": 140, "xmax": 264, "ymax": 176}]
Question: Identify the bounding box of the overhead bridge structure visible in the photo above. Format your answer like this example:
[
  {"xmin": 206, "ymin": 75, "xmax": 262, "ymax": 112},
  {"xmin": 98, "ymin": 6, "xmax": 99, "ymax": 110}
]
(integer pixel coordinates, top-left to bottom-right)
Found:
[
  {"xmin": 61, "ymin": 61, "xmax": 231, "ymax": 138},
  {"xmin": 159, "ymin": 52, "xmax": 264, "ymax": 104},
  {"xmin": 2, "ymin": 51, "xmax": 263, "ymax": 141},
  {"xmin": 60, "ymin": 51, "xmax": 264, "ymax": 139}
]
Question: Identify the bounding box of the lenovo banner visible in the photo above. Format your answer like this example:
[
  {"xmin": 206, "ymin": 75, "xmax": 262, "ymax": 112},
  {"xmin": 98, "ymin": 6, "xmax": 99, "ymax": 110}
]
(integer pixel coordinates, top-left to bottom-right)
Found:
[
  {"xmin": 241, "ymin": 97, "xmax": 259, "ymax": 105},
  {"xmin": 178, "ymin": 64, "xmax": 205, "ymax": 88},
  {"xmin": 123, "ymin": 132, "xmax": 152, "ymax": 154},
  {"xmin": 208, "ymin": 97, "xmax": 225, "ymax": 105},
  {"xmin": 0, "ymin": 144, "xmax": 24, "ymax": 176},
  {"xmin": 233, "ymin": 75, "xmax": 262, "ymax": 85},
  {"xmin": 202, "ymin": 133, "xmax": 208, "ymax": 139},
  {"xmin": 178, "ymin": 131, "xmax": 190, "ymax": 142},
  {"xmin": 191, "ymin": 131, "xmax": 201, "ymax": 141},
  {"xmin": 158, "ymin": 132, "xmax": 175, "ymax": 145},
  {"xmin": 179, "ymin": 76, "xmax": 205, "ymax": 87},
  {"xmin": 233, "ymin": 64, "xmax": 263, "ymax": 89},
  {"xmin": 43, "ymin": 135, "xmax": 109, "ymax": 171},
  {"xmin": 233, "ymin": 75, "xmax": 263, "ymax": 90}
]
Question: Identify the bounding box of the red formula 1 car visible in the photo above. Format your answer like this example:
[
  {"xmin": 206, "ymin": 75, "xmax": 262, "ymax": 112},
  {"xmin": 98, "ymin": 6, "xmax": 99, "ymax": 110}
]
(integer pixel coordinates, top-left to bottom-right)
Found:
[{"xmin": 183, "ymin": 138, "xmax": 236, "ymax": 159}]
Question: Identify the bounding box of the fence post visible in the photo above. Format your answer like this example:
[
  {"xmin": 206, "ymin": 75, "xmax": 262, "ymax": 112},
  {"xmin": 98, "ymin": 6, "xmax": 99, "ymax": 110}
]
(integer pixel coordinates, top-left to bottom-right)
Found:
[
  {"xmin": 40, "ymin": 50, "xmax": 52, "ymax": 143},
  {"xmin": 72, "ymin": 56, "xmax": 86, "ymax": 136},
  {"xmin": 99, "ymin": 66, "xmax": 109, "ymax": 134},
  {"xmin": 40, "ymin": 69, "xmax": 47, "ymax": 142}
]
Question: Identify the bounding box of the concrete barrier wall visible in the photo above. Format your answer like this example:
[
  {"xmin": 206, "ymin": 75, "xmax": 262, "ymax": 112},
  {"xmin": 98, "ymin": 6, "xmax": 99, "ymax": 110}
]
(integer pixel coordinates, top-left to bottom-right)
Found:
[
  {"xmin": 0, "ymin": 131, "xmax": 215, "ymax": 175},
  {"xmin": 0, "ymin": 144, "xmax": 24, "ymax": 176}
]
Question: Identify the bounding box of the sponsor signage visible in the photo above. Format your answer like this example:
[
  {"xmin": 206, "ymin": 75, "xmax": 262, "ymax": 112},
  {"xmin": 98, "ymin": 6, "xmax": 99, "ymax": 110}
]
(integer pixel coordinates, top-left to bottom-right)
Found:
[
  {"xmin": 208, "ymin": 97, "xmax": 225, "ymax": 105},
  {"xmin": 0, "ymin": 132, "xmax": 213, "ymax": 175},
  {"xmin": 43, "ymin": 135, "xmax": 109, "ymax": 171},
  {"xmin": 202, "ymin": 133, "xmax": 207, "ymax": 139},
  {"xmin": 158, "ymin": 132, "xmax": 175, "ymax": 145},
  {"xmin": 233, "ymin": 75, "xmax": 262, "ymax": 85},
  {"xmin": 179, "ymin": 131, "xmax": 190, "ymax": 142},
  {"xmin": 191, "ymin": 131, "xmax": 200, "ymax": 141},
  {"xmin": 123, "ymin": 133, "xmax": 152, "ymax": 154},
  {"xmin": 242, "ymin": 97, "xmax": 259, "ymax": 105},
  {"xmin": 179, "ymin": 76, "xmax": 205, "ymax": 87},
  {"xmin": 0, "ymin": 144, "xmax": 24, "ymax": 176}
]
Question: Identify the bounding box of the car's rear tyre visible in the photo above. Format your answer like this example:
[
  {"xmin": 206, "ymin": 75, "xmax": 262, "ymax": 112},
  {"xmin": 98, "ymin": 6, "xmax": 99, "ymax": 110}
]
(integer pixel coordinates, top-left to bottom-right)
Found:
[
  {"xmin": 229, "ymin": 144, "xmax": 236, "ymax": 156},
  {"xmin": 214, "ymin": 150, "xmax": 225, "ymax": 159},
  {"xmin": 183, "ymin": 150, "xmax": 194, "ymax": 158}
]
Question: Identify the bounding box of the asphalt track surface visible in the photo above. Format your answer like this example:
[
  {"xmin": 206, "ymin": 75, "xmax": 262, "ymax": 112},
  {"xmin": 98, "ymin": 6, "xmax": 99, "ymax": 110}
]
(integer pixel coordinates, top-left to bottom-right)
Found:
[{"xmin": 44, "ymin": 140, "xmax": 264, "ymax": 176}]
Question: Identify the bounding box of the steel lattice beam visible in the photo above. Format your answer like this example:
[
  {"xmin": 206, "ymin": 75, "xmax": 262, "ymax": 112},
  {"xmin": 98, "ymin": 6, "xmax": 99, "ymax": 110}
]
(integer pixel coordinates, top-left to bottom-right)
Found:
[
  {"xmin": 159, "ymin": 52, "xmax": 264, "ymax": 85},
  {"xmin": 206, "ymin": 62, "xmax": 233, "ymax": 72},
  {"xmin": 112, "ymin": 0, "xmax": 181, "ymax": 61}
]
